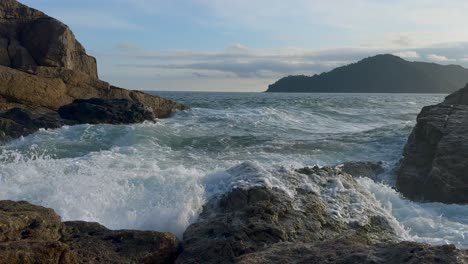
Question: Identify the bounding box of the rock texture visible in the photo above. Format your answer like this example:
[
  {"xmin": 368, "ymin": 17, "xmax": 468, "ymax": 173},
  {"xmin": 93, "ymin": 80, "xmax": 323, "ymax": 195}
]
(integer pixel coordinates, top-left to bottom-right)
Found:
[
  {"xmin": 0, "ymin": 0, "xmax": 97, "ymax": 77},
  {"xmin": 58, "ymin": 98, "xmax": 155, "ymax": 125},
  {"xmin": 237, "ymin": 240, "xmax": 466, "ymax": 264},
  {"xmin": 339, "ymin": 161, "xmax": 385, "ymax": 181},
  {"xmin": 0, "ymin": 200, "xmax": 180, "ymax": 264},
  {"xmin": 0, "ymin": 0, "xmax": 187, "ymax": 143},
  {"xmin": 397, "ymin": 84, "xmax": 468, "ymax": 204},
  {"xmin": 176, "ymin": 163, "xmax": 466, "ymax": 264}
]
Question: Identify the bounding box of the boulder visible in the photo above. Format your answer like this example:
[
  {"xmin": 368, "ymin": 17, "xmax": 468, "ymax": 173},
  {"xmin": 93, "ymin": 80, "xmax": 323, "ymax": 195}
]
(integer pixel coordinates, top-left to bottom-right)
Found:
[
  {"xmin": 0, "ymin": 107, "xmax": 64, "ymax": 141},
  {"xmin": 0, "ymin": 241, "xmax": 77, "ymax": 264},
  {"xmin": 0, "ymin": 200, "xmax": 181, "ymax": 264},
  {"xmin": 237, "ymin": 239, "xmax": 466, "ymax": 264},
  {"xmin": 177, "ymin": 164, "xmax": 466, "ymax": 263},
  {"xmin": 58, "ymin": 98, "xmax": 155, "ymax": 124},
  {"xmin": 176, "ymin": 164, "xmax": 400, "ymax": 264},
  {"xmin": 62, "ymin": 221, "xmax": 180, "ymax": 264},
  {"xmin": 397, "ymin": 84, "xmax": 468, "ymax": 204}
]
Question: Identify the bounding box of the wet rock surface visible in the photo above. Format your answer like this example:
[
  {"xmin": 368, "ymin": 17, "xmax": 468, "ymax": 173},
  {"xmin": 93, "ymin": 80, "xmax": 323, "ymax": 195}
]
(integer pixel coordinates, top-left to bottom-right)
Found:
[
  {"xmin": 0, "ymin": 200, "xmax": 180, "ymax": 264},
  {"xmin": 58, "ymin": 98, "xmax": 155, "ymax": 125},
  {"xmin": 398, "ymin": 84, "xmax": 468, "ymax": 204},
  {"xmin": 176, "ymin": 164, "xmax": 467, "ymax": 264},
  {"xmin": 338, "ymin": 161, "xmax": 385, "ymax": 181},
  {"xmin": 237, "ymin": 239, "xmax": 467, "ymax": 264}
]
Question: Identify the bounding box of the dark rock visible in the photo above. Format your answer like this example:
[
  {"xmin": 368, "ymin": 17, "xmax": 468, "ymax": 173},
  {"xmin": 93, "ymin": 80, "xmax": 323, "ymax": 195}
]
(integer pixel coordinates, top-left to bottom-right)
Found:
[
  {"xmin": 237, "ymin": 239, "xmax": 467, "ymax": 264},
  {"xmin": 0, "ymin": 107, "xmax": 64, "ymax": 142},
  {"xmin": 0, "ymin": 38, "xmax": 11, "ymax": 66},
  {"xmin": 339, "ymin": 161, "xmax": 385, "ymax": 181},
  {"xmin": 176, "ymin": 165, "xmax": 400, "ymax": 264},
  {"xmin": 58, "ymin": 98, "xmax": 155, "ymax": 125},
  {"xmin": 62, "ymin": 221, "xmax": 180, "ymax": 264},
  {"xmin": 7, "ymin": 40, "xmax": 36, "ymax": 70},
  {"xmin": 177, "ymin": 164, "xmax": 467, "ymax": 263},
  {"xmin": 397, "ymin": 89, "xmax": 468, "ymax": 204},
  {"xmin": 0, "ymin": 241, "xmax": 77, "ymax": 264},
  {"xmin": 0, "ymin": 200, "xmax": 181, "ymax": 264}
]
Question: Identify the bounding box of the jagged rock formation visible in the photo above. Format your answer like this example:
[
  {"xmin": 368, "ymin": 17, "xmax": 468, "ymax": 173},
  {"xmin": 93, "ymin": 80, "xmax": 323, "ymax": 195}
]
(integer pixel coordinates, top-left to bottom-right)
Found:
[
  {"xmin": 176, "ymin": 164, "xmax": 466, "ymax": 264},
  {"xmin": 397, "ymin": 84, "xmax": 468, "ymax": 204},
  {"xmin": 0, "ymin": 0, "xmax": 187, "ymax": 142},
  {"xmin": 0, "ymin": 200, "xmax": 180, "ymax": 264},
  {"xmin": 266, "ymin": 54, "xmax": 468, "ymax": 93},
  {"xmin": 0, "ymin": 0, "xmax": 97, "ymax": 77}
]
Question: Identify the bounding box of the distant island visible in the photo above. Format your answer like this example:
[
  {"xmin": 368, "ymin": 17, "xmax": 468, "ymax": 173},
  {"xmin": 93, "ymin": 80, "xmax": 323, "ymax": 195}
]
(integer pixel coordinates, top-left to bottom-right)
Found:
[{"xmin": 266, "ymin": 54, "xmax": 468, "ymax": 93}]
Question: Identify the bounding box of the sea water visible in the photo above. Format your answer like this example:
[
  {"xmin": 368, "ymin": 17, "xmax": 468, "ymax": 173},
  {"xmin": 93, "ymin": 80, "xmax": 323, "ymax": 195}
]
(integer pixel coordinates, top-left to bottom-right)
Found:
[{"xmin": 0, "ymin": 92, "xmax": 466, "ymax": 248}]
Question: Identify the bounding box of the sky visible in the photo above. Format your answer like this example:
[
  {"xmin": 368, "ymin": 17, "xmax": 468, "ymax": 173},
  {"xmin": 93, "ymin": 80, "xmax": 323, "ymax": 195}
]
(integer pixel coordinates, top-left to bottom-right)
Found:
[{"xmin": 21, "ymin": 0, "xmax": 468, "ymax": 92}]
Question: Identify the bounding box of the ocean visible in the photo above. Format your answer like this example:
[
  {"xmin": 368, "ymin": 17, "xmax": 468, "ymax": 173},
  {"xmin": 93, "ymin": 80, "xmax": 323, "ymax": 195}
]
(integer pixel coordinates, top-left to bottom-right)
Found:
[{"xmin": 1, "ymin": 92, "xmax": 467, "ymax": 248}]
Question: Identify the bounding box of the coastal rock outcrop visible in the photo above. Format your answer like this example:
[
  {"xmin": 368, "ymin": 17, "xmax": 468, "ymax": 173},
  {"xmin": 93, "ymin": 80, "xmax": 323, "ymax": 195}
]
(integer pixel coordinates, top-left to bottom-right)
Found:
[
  {"xmin": 0, "ymin": 200, "xmax": 180, "ymax": 264},
  {"xmin": 0, "ymin": 0, "xmax": 187, "ymax": 143},
  {"xmin": 176, "ymin": 163, "xmax": 466, "ymax": 264},
  {"xmin": 397, "ymin": 84, "xmax": 468, "ymax": 204},
  {"xmin": 58, "ymin": 98, "xmax": 155, "ymax": 125},
  {"xmin": 0, "ymin": 0, "xmax": 97, "ymax": 77}
]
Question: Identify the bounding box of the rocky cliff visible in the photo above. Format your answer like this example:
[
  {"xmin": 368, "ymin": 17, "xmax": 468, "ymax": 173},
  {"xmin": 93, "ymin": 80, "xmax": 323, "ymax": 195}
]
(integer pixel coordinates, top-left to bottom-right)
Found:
[
  {"xmin": 397, "ymin": 84, "xmax": 468, "ymax": 204},
  {"xmin": 0, "ymin": 0, "xmax": 187, "ymax": 142}
]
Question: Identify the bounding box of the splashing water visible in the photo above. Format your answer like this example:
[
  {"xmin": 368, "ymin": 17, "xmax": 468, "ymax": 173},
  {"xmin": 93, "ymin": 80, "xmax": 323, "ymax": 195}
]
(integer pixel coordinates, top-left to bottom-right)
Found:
[{"xmin": 0, "ymin": 92, "xmax": 466, "ymax": 247}]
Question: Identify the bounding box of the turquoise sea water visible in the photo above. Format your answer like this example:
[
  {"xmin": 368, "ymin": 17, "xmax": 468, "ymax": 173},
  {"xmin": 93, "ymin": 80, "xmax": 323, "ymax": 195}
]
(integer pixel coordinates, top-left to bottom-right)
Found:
[{"xmin": 1, "ymin": 92, "xmax": 467, "ymax": 247}]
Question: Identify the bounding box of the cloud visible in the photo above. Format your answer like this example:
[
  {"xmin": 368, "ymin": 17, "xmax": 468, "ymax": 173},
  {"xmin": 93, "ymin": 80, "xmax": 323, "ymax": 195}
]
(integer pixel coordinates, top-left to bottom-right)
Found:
[
  {"xmin": 426, "ymin": 54, "xmax": 451, "ymax": 62},
  {"xmin": 392, "ymin": 35, "xmax": 413, "ymax": 47},
  {"xmin": 114, "ymin": 43, "xmax": 143, "ymax": 52},
  {"xmin": 110, "ymin": 43, "xmax": 468, "ymax": 82},
  {"xmin": 392, "ymin": 51, "xmax": 420, "ymax": 59}
]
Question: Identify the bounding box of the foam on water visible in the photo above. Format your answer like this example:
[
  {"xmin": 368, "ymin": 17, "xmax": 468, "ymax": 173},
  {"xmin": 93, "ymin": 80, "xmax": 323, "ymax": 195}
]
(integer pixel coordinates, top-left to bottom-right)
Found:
[
  {"xmin": 1, "ymin": 92, "xmax": 467, "ymax": 247},
  {"xmin": 358, "ymin": 177, "xmax": 468, "ymax": 248}
]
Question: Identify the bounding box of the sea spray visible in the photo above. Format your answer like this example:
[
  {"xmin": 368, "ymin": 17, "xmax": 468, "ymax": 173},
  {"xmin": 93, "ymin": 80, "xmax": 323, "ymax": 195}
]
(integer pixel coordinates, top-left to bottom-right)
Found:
[{"xmin": 1, "ymin": 92, "xmax": 467, "ymax": 247}]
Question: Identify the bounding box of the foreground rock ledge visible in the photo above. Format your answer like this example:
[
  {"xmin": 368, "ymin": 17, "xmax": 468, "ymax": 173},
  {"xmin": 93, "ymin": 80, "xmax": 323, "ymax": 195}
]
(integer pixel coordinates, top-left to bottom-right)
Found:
[
  {"xmin": 397, "ymin": 83, "xmax": 468, "ymax": 204},
  {"xmin": 177, "ymin": 164, "xmax": 467, "ymax": 264},
  {"xmin": 0, "ymin": 200, "xmax": 180, "ymax": 264},
  {"xmin": 0, "ymin": 0, "xmax": 187, "ymax": 142}
]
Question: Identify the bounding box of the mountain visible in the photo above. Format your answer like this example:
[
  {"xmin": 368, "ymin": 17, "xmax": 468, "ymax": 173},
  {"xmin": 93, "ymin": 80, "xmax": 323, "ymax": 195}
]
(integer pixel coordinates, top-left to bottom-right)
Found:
[{"xmin": 266, "ymin": 54, "xmax": 468, "ymax": 93}]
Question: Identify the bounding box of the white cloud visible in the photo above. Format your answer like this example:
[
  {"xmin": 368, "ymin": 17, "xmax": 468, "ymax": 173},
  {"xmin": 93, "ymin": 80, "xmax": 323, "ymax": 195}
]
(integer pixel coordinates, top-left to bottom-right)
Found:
[
  {"xmin": 102, "ymin": 42, "xmax": 468, "ymax": 91},
  {"xmin": 426, "ymin": 54, "xmax": 451, "ymax": 62},
  {"xmin": 392, "ymin": 51, "xmax": 420, "ymax": 59}
]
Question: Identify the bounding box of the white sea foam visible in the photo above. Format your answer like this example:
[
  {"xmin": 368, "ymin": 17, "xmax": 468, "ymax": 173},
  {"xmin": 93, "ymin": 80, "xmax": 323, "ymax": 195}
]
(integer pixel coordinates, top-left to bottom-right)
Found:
[
  {"xmin": 358, "ymin": 177, "xmax": 468, "ymax": 248},
  {"xmin": 1, "ymin": 93, "xmax": 466, "ymax": 248}
]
